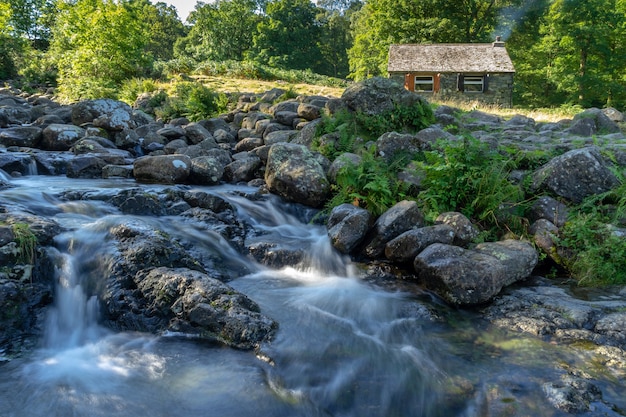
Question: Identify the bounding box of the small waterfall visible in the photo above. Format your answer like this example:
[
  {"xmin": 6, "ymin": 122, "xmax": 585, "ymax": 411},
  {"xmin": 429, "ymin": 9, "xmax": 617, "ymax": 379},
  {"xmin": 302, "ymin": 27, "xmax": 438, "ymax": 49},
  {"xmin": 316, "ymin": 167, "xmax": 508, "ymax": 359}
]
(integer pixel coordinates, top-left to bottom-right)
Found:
[{"xmin": 44, "ymin": 248, "xmax": 105, "ymax": 349}]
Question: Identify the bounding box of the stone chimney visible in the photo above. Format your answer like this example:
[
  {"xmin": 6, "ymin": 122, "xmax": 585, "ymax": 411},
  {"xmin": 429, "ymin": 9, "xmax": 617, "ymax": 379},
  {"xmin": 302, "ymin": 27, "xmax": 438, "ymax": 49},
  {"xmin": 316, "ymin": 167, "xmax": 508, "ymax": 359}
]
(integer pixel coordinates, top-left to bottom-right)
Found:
[{"xmin": 493, "ymin": 36, "xmax": 505, "ymax": 47}]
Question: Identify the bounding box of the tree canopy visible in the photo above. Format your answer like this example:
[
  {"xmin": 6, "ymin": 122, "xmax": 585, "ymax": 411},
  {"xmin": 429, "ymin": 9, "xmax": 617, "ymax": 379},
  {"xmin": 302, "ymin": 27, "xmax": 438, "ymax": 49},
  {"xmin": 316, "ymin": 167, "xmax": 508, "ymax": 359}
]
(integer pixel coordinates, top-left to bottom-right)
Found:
[{"xmin": 1, "ymin": 0, "xmax": 625, "ymax": 108}]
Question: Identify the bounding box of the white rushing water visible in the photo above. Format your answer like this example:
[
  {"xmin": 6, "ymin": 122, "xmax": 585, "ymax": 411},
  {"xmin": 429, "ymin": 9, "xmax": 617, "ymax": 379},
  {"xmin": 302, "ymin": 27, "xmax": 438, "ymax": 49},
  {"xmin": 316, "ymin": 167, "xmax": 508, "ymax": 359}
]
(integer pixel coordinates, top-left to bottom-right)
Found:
[{"xmin": 0, "ymin": 175, "xmax": 624, "ymax": 417}]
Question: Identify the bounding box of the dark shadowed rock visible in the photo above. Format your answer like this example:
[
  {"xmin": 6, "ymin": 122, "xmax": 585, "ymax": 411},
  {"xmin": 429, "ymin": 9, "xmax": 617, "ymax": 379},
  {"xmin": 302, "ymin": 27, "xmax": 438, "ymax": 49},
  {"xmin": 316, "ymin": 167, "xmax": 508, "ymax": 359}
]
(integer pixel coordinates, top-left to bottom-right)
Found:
[
  {"xmin": 0, "ymin": 126, "xmax": 43, "ymax": 148},
  {"xmin": 532, "ymin": 146, "xmax": 620, "ymax": 203},
  {"xmin": 265, "ymin": 143, "xmax": 330, "ymax": 207},
  {"xmin": 133, "ymin": 154, "xmax": 192, "ymax": 184},
  {"xmin": 385, "ymin": 224, "xmax": 455, "ymax": 263},
  {"xmin": 529, "ymin": 196, "xmax": 569, "ymax": 227},
  {"xmin": 327, "ymin": 204, "xmax": 373, "ymax": 254},
  {"xmin": 224, "ymin": 155, "xmax": 262, "ymax": 183},
  {"xmin": 363, "ymin": 200, "xmax": 425, "ymax": 258}
]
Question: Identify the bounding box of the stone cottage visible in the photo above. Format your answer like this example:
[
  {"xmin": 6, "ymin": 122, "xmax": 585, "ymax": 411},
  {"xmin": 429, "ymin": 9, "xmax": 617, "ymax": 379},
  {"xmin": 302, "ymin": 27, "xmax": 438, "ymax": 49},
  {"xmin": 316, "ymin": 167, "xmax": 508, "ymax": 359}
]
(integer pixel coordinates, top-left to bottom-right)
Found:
[{"xmin": 387, "ymin": 38, "xmax": 515, "ymax": 107}]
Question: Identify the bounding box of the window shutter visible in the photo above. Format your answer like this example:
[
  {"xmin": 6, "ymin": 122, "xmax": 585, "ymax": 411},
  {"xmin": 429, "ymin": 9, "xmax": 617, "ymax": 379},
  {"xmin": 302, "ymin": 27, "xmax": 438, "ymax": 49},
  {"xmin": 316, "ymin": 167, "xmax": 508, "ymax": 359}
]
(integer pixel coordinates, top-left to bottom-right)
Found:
[
  {"xmin": 483, "ymin": 74, "xmax": 489, "ymax": 92},
  {"xmin": 457, "ymin": 74, "xmax": 464, "ymax": 92},
  {"xmin": 404, "ymin": 73, "xmax": 414, "ymax": 91},
  {"xmin": 434, "ymin": 74, "xmax": 441, "ymax": 93}
]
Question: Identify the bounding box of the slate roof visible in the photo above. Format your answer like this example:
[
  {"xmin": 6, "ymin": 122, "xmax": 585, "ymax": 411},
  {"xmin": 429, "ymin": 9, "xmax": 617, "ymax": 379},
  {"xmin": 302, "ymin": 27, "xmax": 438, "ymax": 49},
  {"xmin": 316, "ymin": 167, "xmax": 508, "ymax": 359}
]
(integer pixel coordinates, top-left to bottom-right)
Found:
[{"xmin": 388, "ymin": 43, "xmax": 515, "ymax": 73}]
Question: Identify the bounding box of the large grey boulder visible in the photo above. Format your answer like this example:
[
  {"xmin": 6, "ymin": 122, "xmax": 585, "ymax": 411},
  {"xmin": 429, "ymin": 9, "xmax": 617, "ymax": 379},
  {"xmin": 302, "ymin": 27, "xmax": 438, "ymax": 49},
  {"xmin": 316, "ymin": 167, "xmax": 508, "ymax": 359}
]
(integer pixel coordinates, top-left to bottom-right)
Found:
[
  {"xmin": 71, "ymin": 98, "xmax": 136, "ymax": 131},
  {"xmin": 363, "ymin": 200, "xmax": 425, "ymax": 258},
  {"xmin": 435, "ymin": 212, "xmax": 479, "ymax": 246},
  {"xmin": 570, "ymin": 108, "xmax": 621, "ymax": 135},
  {"xmin": 224, "ymin": 154, "xmax": 262, "ymax": 183},
  {"xmin": 529, "ymin": 196, "xmax": 569, "ymax": 227},
  {"xmin": 474, "ymin": 239, "xmax": 538, "ymax": 286},
  {"xmin": 385, "ymin": 224, "xmax": 455, "ymax": 263},
  {"xmin": 0, "ymin": 126, "xmax": 43, "ymax": 148},
  {"xmin": 190, "ymin": 156, "xmax": 225, "ymax": 185},
  {"xmin": 41, "ymin": 124, "xmax": 86, "ymax": 151},
  {"xmin": 376, "ymin": 132, "xmax": 422, "ymax": 161},
  {"xmin": 341, "ymin": 76, "xmax": 428, "ymax": 116},
  {"xmin": 327, "ymin": 204, "xmax": 373, "ymax": 254},
  {"xmin": 0, "ymin": 152, "xmax": 35, "ymax": 176},
  {"xmin": 414, "ymin": 240, "xmax": 538, "ymax": 306},
  {"xmin": 133, "ymin": 154, "xmax": 192, "ymax": 184},
  {"xmin": 532, "ymin": 146, "xmax": 620, "ymax": 203},
  {"xmin": 414, "ymin": 243, "xmax": 506, "ymax": 306},
  {"xmin": 265, "ymin": 143, "xmax": 330, "ymax": 207}
]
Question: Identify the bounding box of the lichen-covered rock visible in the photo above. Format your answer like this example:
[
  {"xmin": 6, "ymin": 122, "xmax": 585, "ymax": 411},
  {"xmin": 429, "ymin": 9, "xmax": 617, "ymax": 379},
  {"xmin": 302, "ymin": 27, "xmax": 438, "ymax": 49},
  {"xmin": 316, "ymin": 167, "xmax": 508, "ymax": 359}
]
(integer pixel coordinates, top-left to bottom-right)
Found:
[
  {"xmin": 414, "ymin": 243, "xmax": 506, "ymax": 306},
  {"xmin": 133, "ymin": 154, "xmax": 192, "ymax": 184},
  {"xmin": 327, "ymin": 203, "xmax": 373, "ymax": 254},
  {"xmin": 363, "ymin": 200, "xmax": 425, "ymax": 258},
  {"xmin": 265, "ymin": 142, "xmax": 330, "ymax": 207},
  {"xmin": 529, "ymin": 196, "xmax": 569, "ymax": 227},
  {"xmin": 473, "ymin": 239, "xmax": 538, "ymax": 286},
  {"xmin": 224, "ymin": 155, "xmax": 262, "ymax": 183},
  {"xmin": 40, "ymin": 123, "xmax": 86, "ymax": 151},
  {"xmin": 532, "ymin": 146, "xmax": 620, "ymax": 203},
  {"xmin": 435, "ymin": 212, "xmax": 479, "ymax": 246},
  {"xmin": 341, "ymin": 76, "xmax": 428, "ymax": 116},
  {"xmin": 71, "ymin": 98, "xmax": 135, "ymax": 131},
  {"xmin": 190, "ymin": 155, "xmax": 225, "ymax": 185}
]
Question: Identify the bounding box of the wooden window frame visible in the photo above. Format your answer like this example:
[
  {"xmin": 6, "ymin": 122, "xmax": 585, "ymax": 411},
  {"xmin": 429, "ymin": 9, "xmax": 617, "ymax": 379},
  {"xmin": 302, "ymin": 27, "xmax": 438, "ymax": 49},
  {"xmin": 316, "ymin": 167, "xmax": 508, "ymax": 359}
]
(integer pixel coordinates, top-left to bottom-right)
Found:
[{"xmin": 414, "ymin": 75, "xmax": 434, "ymax": 92}]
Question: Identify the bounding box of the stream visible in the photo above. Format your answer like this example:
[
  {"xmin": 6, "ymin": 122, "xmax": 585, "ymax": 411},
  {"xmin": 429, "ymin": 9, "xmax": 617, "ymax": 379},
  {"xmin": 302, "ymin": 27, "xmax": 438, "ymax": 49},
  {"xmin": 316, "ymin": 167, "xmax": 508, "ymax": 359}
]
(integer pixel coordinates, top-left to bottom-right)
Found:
[{"xmin": 0, "ymin": 175, "xmax": 624, "ymax": 416}]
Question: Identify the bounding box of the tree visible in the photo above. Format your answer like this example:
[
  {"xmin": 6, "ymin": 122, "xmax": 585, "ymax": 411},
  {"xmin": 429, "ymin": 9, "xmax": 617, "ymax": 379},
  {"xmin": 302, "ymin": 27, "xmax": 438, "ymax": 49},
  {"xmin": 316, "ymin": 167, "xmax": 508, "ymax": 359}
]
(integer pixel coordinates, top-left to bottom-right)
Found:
[
  {"xmin": 175, "ymin": 0, "xmax": 260, "ymax": 62},
  {"xmin": 5, "ymin": 0, "xmax": 57, "ymax": 46},
  {"xmin": 249, "ymin": 0, "xmax": 322, "ymax": 71},
  {"xmin": 315, "ymin": 5, "xmax": 356, "ymax": 77},
  {"xmin": 533, "ymin": 0, "xmax": 626, "ymax": 107},
  {"xmin": 131, "ymin": 0, "xmax": 187, "ymax": 62},
  {"xmin": 49, "ymin": 0, "xmax": 151, "ymax": 99}
]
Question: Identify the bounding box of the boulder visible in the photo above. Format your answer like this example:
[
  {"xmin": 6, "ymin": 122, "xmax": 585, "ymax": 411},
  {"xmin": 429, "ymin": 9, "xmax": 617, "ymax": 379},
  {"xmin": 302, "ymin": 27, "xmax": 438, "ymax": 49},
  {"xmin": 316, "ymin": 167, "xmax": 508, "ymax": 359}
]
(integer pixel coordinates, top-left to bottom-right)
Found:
[
  {"xmin": 297, "ymin": 103, "xmax": 321, "ymax": 121},
  {"xmin": 328, "ymin": 152, "xmax": 361, "ymax": 183},
  {"xmin": 376, "ymin": 132, "xmax": 422, "ymax": 161},
  {"xmin": 414, "ymin": 243, "xmax": 506, "ymax": 306},
  {"xmin": 265, "ymin": 143, "xmax": 330, "ymax": 207},
  {"xmin": 435, "ymin": 212, "xmax": 479, "ymax": 246},
  {"xmin": 341, "ymin": 76, "xmax": 428, "ymax": 116},
  {"xmin": 571, "ymin": 108, "xmax": 621, "ymax": 135},
  {"xmin": 529, "ymin": 196, "xmax": 569, "ymax": 227},
  {"xmin": 184, "ymin": 123, "xmax": 216, "ymax": 145},
  {"xmin": 224, "ymin": 155, "xmax": 262, "ymax": 183},
  {"xmin": 327, "ymin": 204, "xmax": 373, "ymax": 254},
  {"xmin": 71, "ymin": 98, "xmax": 135, "ymax": 131},
  {"xmin": 134, "ymin": 267, "xmax": 277, "ymax": 349},
  {"xmin": 133, "ymin": 154, "xmax": 192, "ymax": 184},
  {"xmin": 532, "ymin": 146, "xmax": 620, "ymax": 203},
  {"xmin": 0, "ymin": 153, "xmax": 35, "ymax": 176},
  {"xmin": 190, "ymin": 156, "xmax": 225, "ymax": 185},
  {"xmin": 363, "ymin": 200, "xmax": 425, "ymax": 258},
  {"xmin": 385, "ymin": 224, "xmax": 455, "ymax": 263},
  {"xmin": 41, "ymin": 124, "xmax": 86, "ymax": 151},
  {"xmin": 0, "ymin": 126, "xmax": 43, "ymax": 148},
  {"xmin": 473, "ymin": 239, "xmax": 538, "ymax": 286}
]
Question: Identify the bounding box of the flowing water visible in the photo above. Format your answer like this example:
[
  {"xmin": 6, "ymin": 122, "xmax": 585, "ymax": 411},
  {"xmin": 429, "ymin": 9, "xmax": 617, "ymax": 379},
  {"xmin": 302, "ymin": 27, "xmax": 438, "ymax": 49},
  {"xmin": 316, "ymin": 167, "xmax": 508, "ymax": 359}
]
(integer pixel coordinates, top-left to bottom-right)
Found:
[{"xmin": 0, "ymin": 175, "xmax": 624, "ymax": 417}]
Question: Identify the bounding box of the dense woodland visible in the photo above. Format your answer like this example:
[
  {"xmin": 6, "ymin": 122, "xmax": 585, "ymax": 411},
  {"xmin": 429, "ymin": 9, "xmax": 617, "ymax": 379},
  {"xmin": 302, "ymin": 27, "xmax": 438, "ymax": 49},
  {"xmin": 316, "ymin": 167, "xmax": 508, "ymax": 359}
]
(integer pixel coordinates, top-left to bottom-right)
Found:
[{"xmin": 1, "ymin": 0, "xmax": 625, "ymax": 108}]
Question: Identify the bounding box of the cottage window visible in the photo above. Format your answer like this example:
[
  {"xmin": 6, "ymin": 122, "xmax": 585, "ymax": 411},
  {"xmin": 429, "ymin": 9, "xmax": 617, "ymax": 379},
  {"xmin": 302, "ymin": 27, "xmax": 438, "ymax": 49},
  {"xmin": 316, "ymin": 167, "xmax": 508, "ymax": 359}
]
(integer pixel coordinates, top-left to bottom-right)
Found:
[
  {"xmin": 414, "ymin": 76, "xmax": 434, "ymax": 92},
  {"xmin": 463, "ymin": 76, "xmax": 484, "ymax": 93}
]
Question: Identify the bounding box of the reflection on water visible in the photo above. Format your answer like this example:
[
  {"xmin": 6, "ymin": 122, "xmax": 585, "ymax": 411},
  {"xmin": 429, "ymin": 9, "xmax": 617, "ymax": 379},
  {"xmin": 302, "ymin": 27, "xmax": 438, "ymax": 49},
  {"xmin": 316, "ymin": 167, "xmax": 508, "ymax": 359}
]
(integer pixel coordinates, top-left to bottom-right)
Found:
[{"xmin": 0, "ymin": 176, "xmax": 624, "ymax": 417}]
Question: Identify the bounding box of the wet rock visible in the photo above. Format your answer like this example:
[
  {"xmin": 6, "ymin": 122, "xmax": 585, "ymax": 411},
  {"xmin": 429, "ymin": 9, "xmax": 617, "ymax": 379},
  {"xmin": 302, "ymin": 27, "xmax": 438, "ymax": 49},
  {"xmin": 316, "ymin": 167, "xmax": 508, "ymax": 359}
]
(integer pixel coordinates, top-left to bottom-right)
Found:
[
  {"xmin": 543, "ymin": 374, "xmax": 602, "ymax": 414},
  {"xmin": 265, "ymin": 143, "xmax": 330, "ymax": 207},
  {"xmin": 414, "ymin": 243, "xmax": 506, "ymax": 306},
  {"xmin": 327, "ymin": 204, "xmax": 373, "ymax": 254},
  {"xmin": 133, "ymin": 154, "xmax": 192, "ymax": 184},
  {"xmin": 65, "ymin": 155, "xmax": 109, "ymax": 178},
  {"xmin": 435, "ymin": 212, "xmax": 479, "ymax": 246},
  {"xmin": 363, "ymin": 200, "xmax": 425, "ymax": 258},
  {"xmin": 0, "ymin": 152, "xmax": 35, "ymax": 176},
  {"xmin": 134, "ymin": 267, "xmax": 277, "ymax": 349},
  {"xmin": 385, "ymin": 224, "xmax": 455, "ymax": 263},
  {"xmin": 532, "ymin": 146, "xmax": 620, "ymax": 203}
]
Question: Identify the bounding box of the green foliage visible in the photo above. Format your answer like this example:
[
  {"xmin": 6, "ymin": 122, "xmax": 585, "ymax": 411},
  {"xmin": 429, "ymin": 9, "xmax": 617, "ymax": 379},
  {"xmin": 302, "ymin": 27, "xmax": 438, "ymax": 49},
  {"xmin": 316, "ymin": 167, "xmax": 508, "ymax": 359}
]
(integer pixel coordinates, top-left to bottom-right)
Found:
[
  {"xmin": 559, "ymin": 182, "xmax": 626, "ymax": 285},
  {"xmin": 355, "ymin": 101, "xmax": 434, "ymax": 138},
  {"xmin": 154, "ymin": 82, "xmax": 229, "ymax": 122},
  {"xmin": 313, "ymin": 109, "xmax": 360, "ymax": 160},
  {"xmin": 11, "ymin": 223, "xmax": 37, "ymax": 265},
  {"xmin": 415, "ymin": 136, "xmax": 527, "ymax": 237},
  {"xmin": 328, "ymin": 146, "xmax": 412, "ymax": 216},
  {"xmin": 118, "ymin": 77, "xmax": 160, "ymax": 106}
]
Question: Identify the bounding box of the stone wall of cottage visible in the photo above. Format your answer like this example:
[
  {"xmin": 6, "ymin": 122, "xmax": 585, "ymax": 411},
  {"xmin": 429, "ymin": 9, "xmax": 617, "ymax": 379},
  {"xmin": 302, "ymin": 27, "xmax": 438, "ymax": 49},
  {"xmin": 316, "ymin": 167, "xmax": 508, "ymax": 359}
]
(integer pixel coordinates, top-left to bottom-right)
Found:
[{"xmin": 389, "ymin": 72, "xmax": 514, "ymax": 108}]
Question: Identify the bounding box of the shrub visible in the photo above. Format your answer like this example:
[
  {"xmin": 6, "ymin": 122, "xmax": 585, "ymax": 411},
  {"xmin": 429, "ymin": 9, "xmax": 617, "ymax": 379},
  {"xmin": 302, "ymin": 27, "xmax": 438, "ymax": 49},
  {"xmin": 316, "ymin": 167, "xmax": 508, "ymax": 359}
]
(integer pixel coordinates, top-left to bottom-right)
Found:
[
  {"xmin": 118, "ymin": 77, "xmax": 160, "ymax": 106},
  {"xmin": 415, "ymin": 136, "xmax": 527, "ymax": 238},
  {"xmin": 11, "ymin": 223, "xmax": 37, "ymax": 265},
  {"xmin": 154, "ymin": 82, "xmax": 229, "ymax": 122}
]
